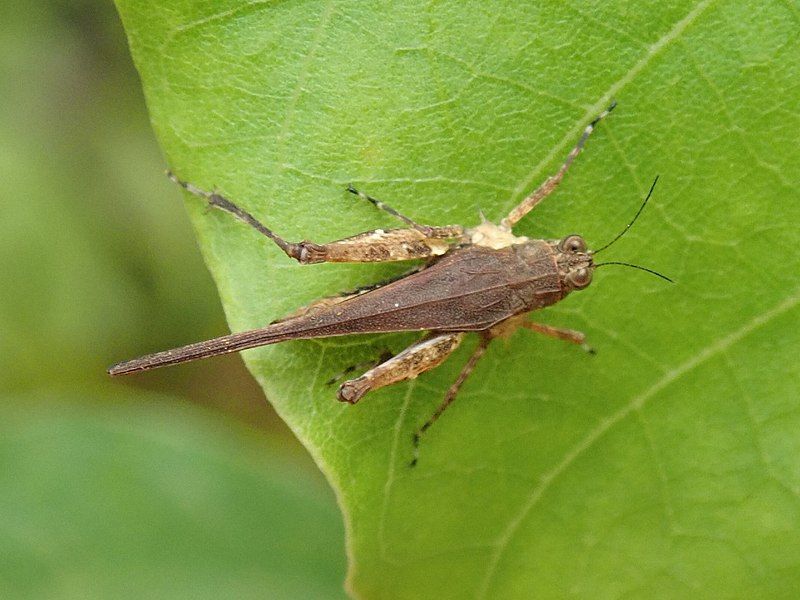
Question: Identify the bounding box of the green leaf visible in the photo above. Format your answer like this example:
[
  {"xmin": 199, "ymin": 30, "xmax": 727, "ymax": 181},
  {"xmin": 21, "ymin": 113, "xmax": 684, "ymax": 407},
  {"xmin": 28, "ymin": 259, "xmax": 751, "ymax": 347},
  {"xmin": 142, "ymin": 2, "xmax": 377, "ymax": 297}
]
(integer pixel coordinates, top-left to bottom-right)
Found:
[
  {"xmin": 115, "ymin": 1, "xmax": 800, "ymax": 597},
  {"xmin": 0, "ymin": 395, "xmax": 346, "ymax": 599}
]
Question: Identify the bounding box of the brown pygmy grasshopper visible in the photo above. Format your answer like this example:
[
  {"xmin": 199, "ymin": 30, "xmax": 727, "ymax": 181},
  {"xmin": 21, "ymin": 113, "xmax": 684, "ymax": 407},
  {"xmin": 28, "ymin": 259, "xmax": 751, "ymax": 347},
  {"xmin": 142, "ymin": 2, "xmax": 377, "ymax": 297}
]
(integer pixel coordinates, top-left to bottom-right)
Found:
[{"xmin": 109, "ymin": 101, "xmax": 672, "ymax": 464}]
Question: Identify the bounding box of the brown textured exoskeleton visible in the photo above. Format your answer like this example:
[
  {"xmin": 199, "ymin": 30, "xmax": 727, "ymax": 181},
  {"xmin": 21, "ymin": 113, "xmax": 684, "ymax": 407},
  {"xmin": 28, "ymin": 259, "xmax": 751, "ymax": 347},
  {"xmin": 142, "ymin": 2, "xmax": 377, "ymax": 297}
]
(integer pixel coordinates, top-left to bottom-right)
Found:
[{"xmin": 109, "ymin": 101, "xmax": 671, "ymax": 464}]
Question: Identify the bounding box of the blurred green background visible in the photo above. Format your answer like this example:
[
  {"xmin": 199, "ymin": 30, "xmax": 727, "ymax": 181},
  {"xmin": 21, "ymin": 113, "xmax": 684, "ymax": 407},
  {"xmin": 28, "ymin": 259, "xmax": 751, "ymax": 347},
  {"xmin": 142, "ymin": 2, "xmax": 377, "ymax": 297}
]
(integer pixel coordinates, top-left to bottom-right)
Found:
[{"xmin": 0, "ymin": 2, "xmax": 347, "ymax": 598}]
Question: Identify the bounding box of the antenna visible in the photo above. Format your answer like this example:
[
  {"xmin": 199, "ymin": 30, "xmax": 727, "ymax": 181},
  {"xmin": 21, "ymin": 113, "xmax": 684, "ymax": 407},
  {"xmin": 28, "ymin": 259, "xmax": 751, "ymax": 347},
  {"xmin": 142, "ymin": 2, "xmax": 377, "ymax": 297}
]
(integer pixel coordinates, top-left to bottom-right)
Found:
[
  {"xmin": 594, "ymin": 261, "xmax": 674, "ymax": 283},
  {"xmin": 594, "ymin": 175, "xmax": 659, "ymax": 255}
]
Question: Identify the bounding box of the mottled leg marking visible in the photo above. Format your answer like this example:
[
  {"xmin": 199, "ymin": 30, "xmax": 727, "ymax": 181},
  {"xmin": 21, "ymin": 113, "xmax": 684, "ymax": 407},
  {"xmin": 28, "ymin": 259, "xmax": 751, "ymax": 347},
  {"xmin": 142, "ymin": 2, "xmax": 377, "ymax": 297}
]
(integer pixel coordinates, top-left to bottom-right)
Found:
[
  {"xmin": 501, "ymin": 101, "xmax": 616, "ymax": 229},
  {"xmin": 411, "ymin": 335, "xmax": 491, "ymax": 467},
  {"xmin": 523, "ymin": 321, "xmax": 594, "ymax": 354},
  {"xmin": 169, "ymin": 173, "xmax": 461, "ymax": 264},
  {"xmin": 168, "ymin": 172, "xmax": 325, "ymax": 263},
  {"xmin": 316, "ymin": 227, "xmax": 456, "ymax": 262},
  {"xmin": 337, "ymin": 332, "xmax": 465, "ymax": 404},
  {"xmin": 347, "ymin": 185, "xmax": 464, "ymax": 240},
  {"xmin": 325, "ymin": 350, "xmax": 394, "ymax": 386}
]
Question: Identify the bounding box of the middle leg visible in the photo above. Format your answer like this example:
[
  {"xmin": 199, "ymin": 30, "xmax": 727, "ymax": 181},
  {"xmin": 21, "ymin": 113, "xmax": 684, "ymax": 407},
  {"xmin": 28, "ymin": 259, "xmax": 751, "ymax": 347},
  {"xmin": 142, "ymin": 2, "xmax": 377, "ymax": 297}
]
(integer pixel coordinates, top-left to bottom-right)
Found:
[
  {"xmin": 347, "ymin": 185, "xmax": 463, "ymax": 239},
  {"xmin": 411, "ymin": 334, "xmax": 492, "ymax": 466}
]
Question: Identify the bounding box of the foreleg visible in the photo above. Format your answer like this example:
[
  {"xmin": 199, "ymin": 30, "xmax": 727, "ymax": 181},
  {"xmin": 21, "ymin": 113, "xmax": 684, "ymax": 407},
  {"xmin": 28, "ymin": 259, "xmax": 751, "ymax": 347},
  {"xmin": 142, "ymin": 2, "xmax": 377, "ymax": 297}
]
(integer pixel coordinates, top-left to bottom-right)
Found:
[
  {"xmin": 523, "ymin": 321, "xmax": 594, "ymax": 354},
  {"xmin": 501, "ymin": 101, "xmax": 616, "ymax": 229}
]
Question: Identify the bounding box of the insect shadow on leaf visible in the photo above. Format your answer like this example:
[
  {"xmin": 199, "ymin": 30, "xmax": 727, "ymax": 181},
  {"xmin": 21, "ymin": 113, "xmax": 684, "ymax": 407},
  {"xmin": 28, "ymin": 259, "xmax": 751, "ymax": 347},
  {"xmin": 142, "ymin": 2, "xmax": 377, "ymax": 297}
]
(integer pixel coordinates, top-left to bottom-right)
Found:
[{"xmin": 109, "ymin": 100, "xmax": 672, "ymax": 466}]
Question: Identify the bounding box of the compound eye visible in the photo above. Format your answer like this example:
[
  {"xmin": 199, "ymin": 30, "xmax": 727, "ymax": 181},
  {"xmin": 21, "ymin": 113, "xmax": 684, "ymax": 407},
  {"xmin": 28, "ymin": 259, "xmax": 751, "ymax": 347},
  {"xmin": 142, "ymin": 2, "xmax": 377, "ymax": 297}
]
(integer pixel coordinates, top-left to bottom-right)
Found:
[
  {"xmin": 560, "ymin": 235, "xmax": 586, "ymax": 253},
  {"xmin": 567, "ymin": 267, "xmax": 593, "ymax": 289}
]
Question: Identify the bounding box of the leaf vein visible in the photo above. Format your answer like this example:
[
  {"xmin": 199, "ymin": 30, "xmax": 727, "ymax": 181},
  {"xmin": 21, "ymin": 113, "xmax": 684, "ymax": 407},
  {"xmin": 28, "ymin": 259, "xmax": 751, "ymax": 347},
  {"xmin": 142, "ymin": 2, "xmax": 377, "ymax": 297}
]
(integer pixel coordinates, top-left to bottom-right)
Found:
[
  {"xmin": 273, "ymin": 0, "xmax": 337, "ymax": 183},
  {"xmin": 476, "ymin": 287, "xmax": 800, "ymax": 598},
  {"xmin": 378, "ymin": 381, "xmax": 415, "ymax": 564},
  {"xmin": 502, "ymin": 0, "xmax": 717, "ymax": 218}
]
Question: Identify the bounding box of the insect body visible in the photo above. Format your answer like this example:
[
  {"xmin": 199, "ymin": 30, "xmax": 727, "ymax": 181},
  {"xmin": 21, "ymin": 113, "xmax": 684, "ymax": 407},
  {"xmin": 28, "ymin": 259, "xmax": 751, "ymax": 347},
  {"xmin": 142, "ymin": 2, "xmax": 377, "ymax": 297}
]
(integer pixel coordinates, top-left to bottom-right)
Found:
[{"xmin": 109, "ymin": 101, "xmax": 670, "ymax": 463}]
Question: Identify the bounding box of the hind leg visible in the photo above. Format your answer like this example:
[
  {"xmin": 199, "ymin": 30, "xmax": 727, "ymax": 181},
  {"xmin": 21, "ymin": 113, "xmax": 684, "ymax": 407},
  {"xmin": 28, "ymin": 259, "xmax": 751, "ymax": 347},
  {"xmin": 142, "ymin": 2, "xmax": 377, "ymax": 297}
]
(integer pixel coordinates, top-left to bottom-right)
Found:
[
  {"xmin": 337, "ymin": 332, "xmax": 465, "ymax": 404},
  {"xmin": 169, "ymin": 173, "xmax": 464, "ymax": 263}
]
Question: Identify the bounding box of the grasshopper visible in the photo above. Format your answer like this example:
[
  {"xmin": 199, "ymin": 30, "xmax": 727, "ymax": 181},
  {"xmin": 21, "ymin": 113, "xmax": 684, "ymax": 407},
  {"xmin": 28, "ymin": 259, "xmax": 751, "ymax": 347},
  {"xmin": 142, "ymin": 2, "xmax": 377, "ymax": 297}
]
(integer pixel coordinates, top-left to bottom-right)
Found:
[{"xmin": 109, "ymin": 102, "xmax": 670, "ymax": 463}]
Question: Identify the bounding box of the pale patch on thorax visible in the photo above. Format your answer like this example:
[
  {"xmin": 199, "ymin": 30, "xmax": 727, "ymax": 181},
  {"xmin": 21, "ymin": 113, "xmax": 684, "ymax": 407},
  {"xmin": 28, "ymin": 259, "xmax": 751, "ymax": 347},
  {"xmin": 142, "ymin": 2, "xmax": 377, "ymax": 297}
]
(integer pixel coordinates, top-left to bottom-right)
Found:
[
  {"xmin": 467, "ymin": 221, "xmax": 528, "ymax": 249},
  {"xmin": 418, "ymin": 239, "xmax": 451, "ymax": 256}
]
